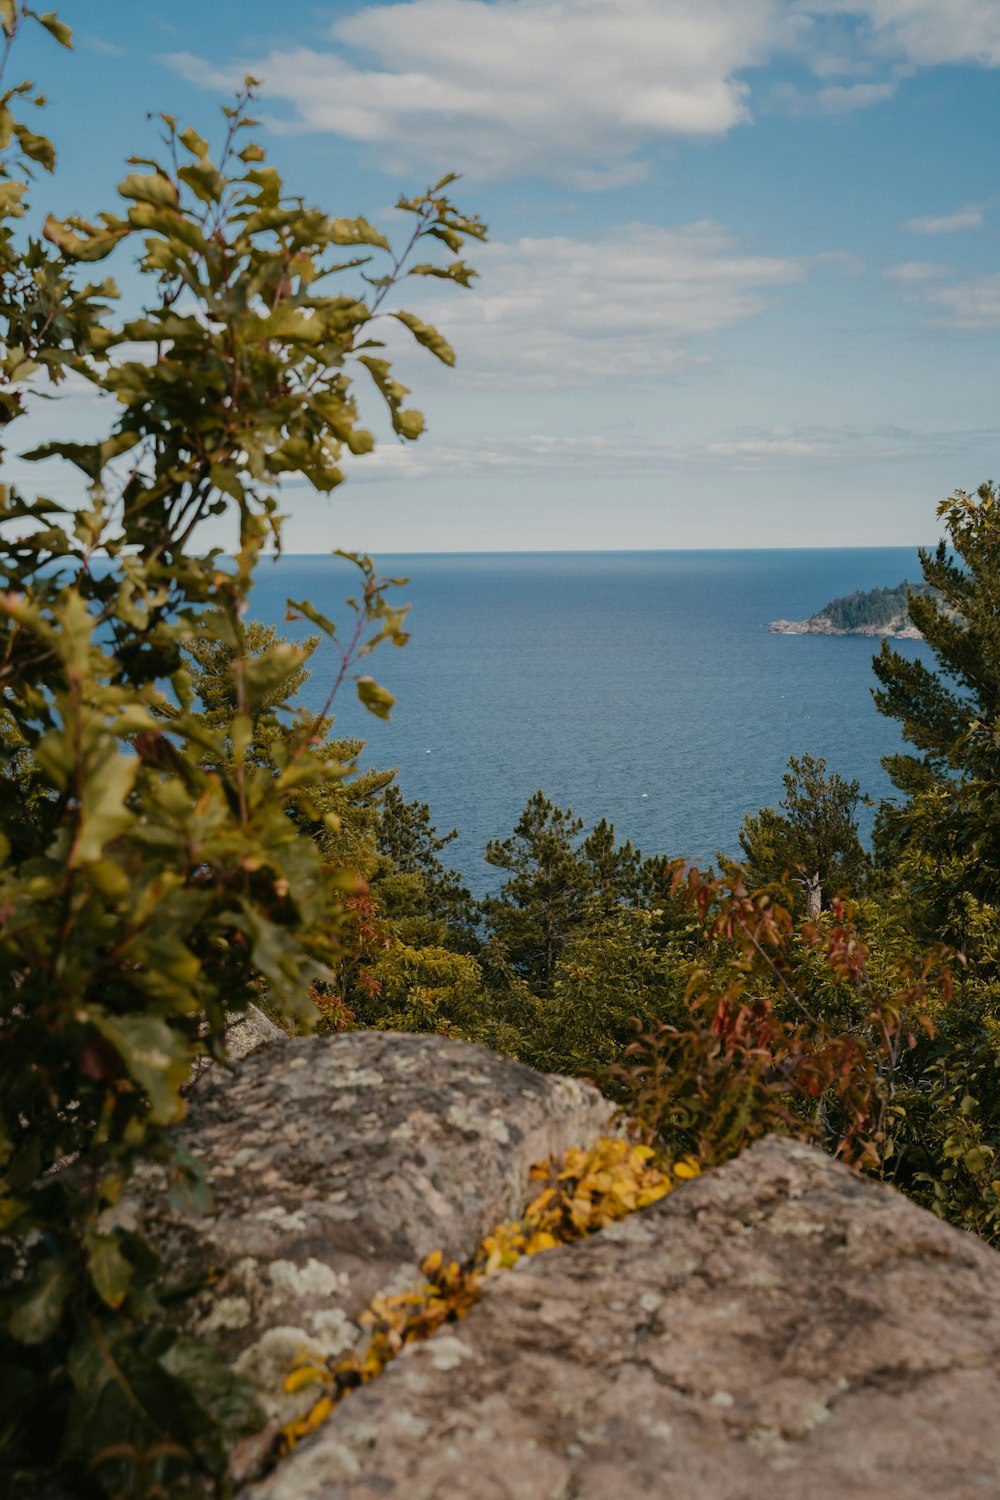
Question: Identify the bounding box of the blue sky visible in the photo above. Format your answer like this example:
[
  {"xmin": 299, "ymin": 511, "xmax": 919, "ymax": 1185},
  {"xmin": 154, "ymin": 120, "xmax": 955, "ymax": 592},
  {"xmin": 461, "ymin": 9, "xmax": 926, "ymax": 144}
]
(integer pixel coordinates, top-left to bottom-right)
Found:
[{"xmin": 13, "ymin": 1, "xmax": 1000, "ymax": 550}]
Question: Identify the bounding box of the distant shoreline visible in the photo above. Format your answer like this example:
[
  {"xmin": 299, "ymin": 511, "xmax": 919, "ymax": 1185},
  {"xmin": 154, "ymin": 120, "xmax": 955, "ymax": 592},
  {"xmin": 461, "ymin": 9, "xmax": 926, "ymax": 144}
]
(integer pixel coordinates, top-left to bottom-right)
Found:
[{"xmin": 769, "ymin": 615, "xmax": 923, "ymax": 639}]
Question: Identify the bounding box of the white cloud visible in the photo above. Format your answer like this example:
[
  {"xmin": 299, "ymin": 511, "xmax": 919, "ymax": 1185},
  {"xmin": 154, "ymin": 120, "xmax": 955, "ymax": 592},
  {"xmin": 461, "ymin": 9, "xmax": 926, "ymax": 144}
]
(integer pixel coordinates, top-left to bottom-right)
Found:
[
  {"xmin": 81, "ymin": 34, "xmax": 126, "ymax": 58},
  {"xmin": 166, "ymin": 1, "xmax": 1000, "ymax": 184},
  {"xmin": 903, "ymin": 203, "xmax": 985, "ymax": 235},
  {"xmin": 883, "ymin": 260, "xmax": 950, "ymax": 282},
  {"xmin": 166, "ymin": 0, "xmax": 787, "ymax": 187},
  {"xmin": 885, "ymin": 263, "xmax": 1000, "ymax": 329},
  {"xmin": 770, "ymin": 68, "xmax": 907, "ymax": 113},
  {"xmin": 819, "ymin": 0, "xmax": 1000, "ymax": 68},
  {"xmin": 335, "ymin": 420, "xmax": 999, "ymax": 482},
  {"xmin": 381, "ymin": 222, "xmax": 807, "ymax": 388},
  {"xmin": 923, "ymin": 273, "xmax": 1000, "ymax": 330}
]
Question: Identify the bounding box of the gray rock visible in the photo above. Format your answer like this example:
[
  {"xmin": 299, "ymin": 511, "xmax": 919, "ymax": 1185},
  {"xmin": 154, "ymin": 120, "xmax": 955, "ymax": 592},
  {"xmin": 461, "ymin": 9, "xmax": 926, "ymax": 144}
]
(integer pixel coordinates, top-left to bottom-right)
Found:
[
  {"xmin": 225, "ymin": 1003, "xmax": 287, "ymax": 1062},
  {"xmin": 113, "ymin": 1031, "xmax": 613, "ymax": 1479},
  {"xmin": 250, "ymin": 1135, "xmax": 1000, "ymax": 1500}
]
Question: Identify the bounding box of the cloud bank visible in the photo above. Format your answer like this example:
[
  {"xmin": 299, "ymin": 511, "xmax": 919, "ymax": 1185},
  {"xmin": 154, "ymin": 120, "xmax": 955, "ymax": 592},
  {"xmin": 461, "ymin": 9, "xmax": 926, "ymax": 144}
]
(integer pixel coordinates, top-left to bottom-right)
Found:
[
  {"xmin": 380, "ymin": 221, "xmax": 807, "ymax": 388},
  {"xmin": 167, "ymin": 0, "xmax": 1000, "ymax": 186}
]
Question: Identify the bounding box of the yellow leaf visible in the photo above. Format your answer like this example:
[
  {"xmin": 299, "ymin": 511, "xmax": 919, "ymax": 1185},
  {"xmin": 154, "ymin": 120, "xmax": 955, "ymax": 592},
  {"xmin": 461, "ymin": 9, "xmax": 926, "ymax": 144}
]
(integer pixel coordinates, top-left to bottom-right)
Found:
[
  {"xmin": 524, "ymin": 1230, "xmax": 558, "ymax": 1255},
  {"xmin": 283, "ymin": 1364, "xmax": 328, "ymax": 1394},
  {"xmin": 674, "ymin": 1158, "xmax": 701, "ymax": 1180},
  {"xmin": 306, "ymin": 1397, "xmax": 333, "ymax": 1429}
]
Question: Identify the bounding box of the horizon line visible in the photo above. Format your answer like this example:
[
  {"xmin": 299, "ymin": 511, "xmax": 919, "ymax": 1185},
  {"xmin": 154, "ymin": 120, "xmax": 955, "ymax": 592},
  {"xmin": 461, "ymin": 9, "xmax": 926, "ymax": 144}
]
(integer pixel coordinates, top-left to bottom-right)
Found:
[{"xmin": 258, "ymin": 542, "xmax": 936, "ymax": 557}]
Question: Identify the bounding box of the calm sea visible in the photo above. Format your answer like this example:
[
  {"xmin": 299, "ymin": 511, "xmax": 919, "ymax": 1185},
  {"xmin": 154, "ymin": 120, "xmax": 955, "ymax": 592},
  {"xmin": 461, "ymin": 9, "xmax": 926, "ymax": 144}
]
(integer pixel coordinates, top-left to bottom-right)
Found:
[{"xmin": 248, "ymin": 549, "xmax": 930, "ymax": 893}]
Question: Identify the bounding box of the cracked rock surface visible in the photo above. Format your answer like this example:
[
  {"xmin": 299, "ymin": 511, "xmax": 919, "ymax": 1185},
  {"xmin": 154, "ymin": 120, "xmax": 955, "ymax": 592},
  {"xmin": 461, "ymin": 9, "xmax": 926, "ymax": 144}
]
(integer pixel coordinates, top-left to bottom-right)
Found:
[
  {"xmin": 112, "ymin": 1031, "xmax": 613, "ymax": 1478},
  {"xmin": 250, "ymin": 1134, "xmax": 1000, "ymax": 1500}
]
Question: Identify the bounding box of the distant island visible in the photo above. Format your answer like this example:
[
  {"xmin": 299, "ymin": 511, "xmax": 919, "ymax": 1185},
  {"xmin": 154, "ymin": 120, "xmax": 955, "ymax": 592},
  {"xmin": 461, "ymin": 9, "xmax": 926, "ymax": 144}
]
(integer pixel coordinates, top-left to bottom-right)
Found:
[{"xmin": 769, "ymin": 580, "xmax": 935, "ymax": 638}]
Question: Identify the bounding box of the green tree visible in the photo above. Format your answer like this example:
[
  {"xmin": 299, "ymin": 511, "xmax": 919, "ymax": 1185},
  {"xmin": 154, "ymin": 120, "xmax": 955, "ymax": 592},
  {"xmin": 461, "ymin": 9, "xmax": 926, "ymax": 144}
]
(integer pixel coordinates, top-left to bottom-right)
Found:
[
  {"xmin": 370, "ymin": 786, "xmax": 479, "ymax": 951},
  {"xmin": 534, "ymin": 906, "xmax": 687, "ymax": 1077},
  {"xmin": 872, "ymin": 485, "xmax": 1000, "ymax": 952},
  {"xmin": 738, "ymin": 753, "xmax": 869, "ymax": 916},
  {"xmin": 482, "ymin": 791, "xmax": 641, "ymax": 993},
  {"xmin": 0, "ymin": 14, "xmax": 483, "ymax": 1494}
]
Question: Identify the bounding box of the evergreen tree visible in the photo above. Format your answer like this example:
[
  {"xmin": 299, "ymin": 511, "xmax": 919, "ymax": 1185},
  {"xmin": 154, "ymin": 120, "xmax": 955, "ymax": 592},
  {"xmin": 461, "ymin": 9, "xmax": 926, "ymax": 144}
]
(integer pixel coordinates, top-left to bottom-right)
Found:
[
  {"xmin": 739, "ymin": 753, "xmax": 869, "ymax": 915},
  {"xmin": 482, "ymin": 791, "xmax": 641, "ymax": 992},
  {"xmin": 872, "ymin": 484, "xmax": 1000, "ymax": 947},
  {"xmin": 370, "ymin": 787, "xmax": 479, "ymax": 951}
]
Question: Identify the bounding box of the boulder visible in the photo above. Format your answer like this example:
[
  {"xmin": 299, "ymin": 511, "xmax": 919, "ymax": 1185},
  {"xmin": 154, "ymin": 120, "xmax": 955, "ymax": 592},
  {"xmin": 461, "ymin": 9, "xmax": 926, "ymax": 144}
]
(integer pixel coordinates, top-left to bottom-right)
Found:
[
  {"xmin": 250, "ymin": 1134, "xmax": 1000, "ymax": 1500},
  {"xmin": 224, "ymin": 1003, "xmax": 287, "ymax": 1062},
  {"xmin": 112, "ymin": 1031, "xmax": 614, "ymax": 1477}
]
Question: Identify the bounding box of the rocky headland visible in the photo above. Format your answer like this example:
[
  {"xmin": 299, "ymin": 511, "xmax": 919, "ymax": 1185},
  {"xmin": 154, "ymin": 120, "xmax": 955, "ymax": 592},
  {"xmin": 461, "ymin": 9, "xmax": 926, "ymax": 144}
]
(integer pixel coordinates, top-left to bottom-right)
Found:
[
  {"xmin": 769, "ymin": 578, "xmax": 933, "ymax": 638},
  {"xmin": 769, "ymin": 613, "xmax": 924, "ymax": 639}
]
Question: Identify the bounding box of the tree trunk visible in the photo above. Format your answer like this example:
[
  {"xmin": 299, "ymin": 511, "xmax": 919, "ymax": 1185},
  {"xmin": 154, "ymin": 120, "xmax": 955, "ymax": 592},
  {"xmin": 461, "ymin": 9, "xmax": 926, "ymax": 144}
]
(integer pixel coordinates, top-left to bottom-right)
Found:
[{"xmin": 803, "ymin": 871, "xmax": 822, "ymax": 919}]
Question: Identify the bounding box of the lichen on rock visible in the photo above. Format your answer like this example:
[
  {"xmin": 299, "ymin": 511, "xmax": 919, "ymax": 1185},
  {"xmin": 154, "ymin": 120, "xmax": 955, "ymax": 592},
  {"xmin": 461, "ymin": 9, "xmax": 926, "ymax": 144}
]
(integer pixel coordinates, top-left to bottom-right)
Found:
[
  {"xmin": 248, "ymin": 1134, "xmax": 1000, "ymax": 1500},
  {"xmin": 115, "ymin": 1031, "xmax": 614, "ymax": 1479}
]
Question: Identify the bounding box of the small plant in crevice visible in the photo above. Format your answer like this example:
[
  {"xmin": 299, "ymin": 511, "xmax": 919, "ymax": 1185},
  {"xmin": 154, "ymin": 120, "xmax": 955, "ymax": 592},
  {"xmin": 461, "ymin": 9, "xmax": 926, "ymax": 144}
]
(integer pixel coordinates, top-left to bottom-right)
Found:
[{"xmin": 277, "ymin": 1136, "xmax": 700, "ymax": 1455}]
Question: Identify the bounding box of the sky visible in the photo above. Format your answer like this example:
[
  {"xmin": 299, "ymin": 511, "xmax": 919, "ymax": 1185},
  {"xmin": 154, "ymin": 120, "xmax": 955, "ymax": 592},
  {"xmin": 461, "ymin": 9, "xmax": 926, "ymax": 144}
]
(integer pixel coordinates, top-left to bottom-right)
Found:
[{"xmin": 10, "ymin": 0, "xmax": 1000, "ymax": 551}]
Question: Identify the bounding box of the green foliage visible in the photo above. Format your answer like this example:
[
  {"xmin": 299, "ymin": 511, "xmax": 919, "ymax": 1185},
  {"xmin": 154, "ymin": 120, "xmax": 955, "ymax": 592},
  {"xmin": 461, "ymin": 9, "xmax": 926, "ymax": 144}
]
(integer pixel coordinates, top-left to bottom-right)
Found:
[
  {"xmin": 815, "ymin": 579, "xmax": 935, "ymax": 631},
  {"xmin": 0, "ymin": 15, "xmax": 483, "ymax": 1494},
  {"xmin": 482, "ymin": 790, "xmax": 642, "ymax": 993},
  {"xmin": 873, "ymin": 485, "xmax": 1000, "ymax": 953},
  {"xmin": 608, "ymin": 868, "xmax": 949, "ymax": 1170},
  {"xmin": 738, "ymin": 753, "xmax": 870, "ymax": 915},
  {"xmin": 370, "ymin": 786, "xmax": 479, "ymax": 952},
  {"xmin": 358, "ymin": 942, "xmax": 486, "ymax": 1034},
  {"xmin": 530, "ymin": 906, "xmax": 688, "ymax": 1076}
]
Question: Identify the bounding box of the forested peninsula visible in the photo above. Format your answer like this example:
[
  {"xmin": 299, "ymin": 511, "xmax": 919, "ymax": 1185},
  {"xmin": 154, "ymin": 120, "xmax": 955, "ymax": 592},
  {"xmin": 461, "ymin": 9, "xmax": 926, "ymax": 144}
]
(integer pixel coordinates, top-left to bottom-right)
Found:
[{"xmin": 769, "ymin": 579, "xmax": 935, "ymax": 637}]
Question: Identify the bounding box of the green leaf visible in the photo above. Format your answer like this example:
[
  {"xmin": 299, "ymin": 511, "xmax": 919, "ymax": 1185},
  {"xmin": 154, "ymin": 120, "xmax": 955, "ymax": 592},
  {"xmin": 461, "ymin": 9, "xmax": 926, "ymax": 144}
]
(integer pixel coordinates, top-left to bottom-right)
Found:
[
  {"xmin": 14, "ymin": 123, "xmax": 55, "ymax": 172},
  {"xmin": 93, "ymin": 1014, "xmax": 190, "ymax": 1124},
  {"xmin": 242, "ymin": 643, "xmax": 310, "ymax": 714},
  {"xmin": 397, "ymin": 408, "xmax": 425, "ymax": 440},
  {"xmin": 356, "ymin": 675, "xmax": 395, "ymax": 720},
  {"xmin": 178, "ymin": 162, "xmax": 224, "ymax": 205},
  {"xmin": 118, "ymin": 170, "xmax": 180, "ymax": 210},
  {"xmin": 286, "ymin": 598, "xmax": 337, "ymax": 639},
  {"xmin": 392, "ymin": 311, "xmax": 455, "ymax": 366},
  {"xmin": 85, "ymin": 1231, "xmax": 134, "ymax": 1310},
  {"xmin": 37, "ymin": 11, "xmax": 73, "ymax": 47},
  {"xmin": 42, "ymin": 212, "xmax": 130, "ymax": 261},
  {"xmin": 73, "ymin": 748, "xmax": 138, "ymax": 866},
  {"xmin": 330, "ymin": 215, "xmax": 390, "ymax": 250},
  {"xmin": 9, "ymin": 1257, "xmax": 74, "ymax": 1344},
  {"xmin": 408, "ymin": 260, "xmax": 477, "ymax": 288}
]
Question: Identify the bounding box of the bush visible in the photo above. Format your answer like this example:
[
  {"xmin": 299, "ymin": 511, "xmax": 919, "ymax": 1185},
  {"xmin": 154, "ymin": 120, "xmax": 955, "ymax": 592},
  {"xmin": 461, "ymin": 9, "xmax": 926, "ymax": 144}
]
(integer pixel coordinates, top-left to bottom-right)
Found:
[{"xmin": 0, "ymin": 12, "xmax": 483, "ymax": 1494}]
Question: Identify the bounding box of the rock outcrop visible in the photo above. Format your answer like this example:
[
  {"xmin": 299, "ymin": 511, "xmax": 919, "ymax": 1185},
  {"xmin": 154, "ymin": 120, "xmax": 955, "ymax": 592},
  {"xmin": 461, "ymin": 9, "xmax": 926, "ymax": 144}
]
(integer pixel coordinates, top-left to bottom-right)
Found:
[
  {"xmin": 769, "ymin": 615, "xmax": 923, "ymax": 638},
  {"xmin": 248, "ymin": 1133, "xmax": 1000, "ymax": 1500},
  {"xmin": 112, "ymin": 1031, "xmax": 614, "ymax": 1478},
  {"xmin": 224, "ymin": 1003, "xmax": 287, "ymax": 1062},
  {"xmin": 120, "ymin": 1031, "xmax": 1000, "ymax": 1497}
]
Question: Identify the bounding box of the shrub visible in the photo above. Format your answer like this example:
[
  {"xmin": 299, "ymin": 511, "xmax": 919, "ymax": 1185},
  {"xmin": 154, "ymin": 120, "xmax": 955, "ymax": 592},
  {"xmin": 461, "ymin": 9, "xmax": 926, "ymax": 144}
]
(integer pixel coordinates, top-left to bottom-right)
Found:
[{"xmin": 0, "ymin": 12, "xmax": 483, "ymax": 1494}]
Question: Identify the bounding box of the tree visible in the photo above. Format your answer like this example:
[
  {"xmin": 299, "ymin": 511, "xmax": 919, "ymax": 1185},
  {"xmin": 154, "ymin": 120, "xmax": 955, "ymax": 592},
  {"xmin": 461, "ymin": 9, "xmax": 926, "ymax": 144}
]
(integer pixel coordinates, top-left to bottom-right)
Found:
[
  {"xmin": 482, "ymin": 791, "xmax": 642, "ymax": 992},
  {"xmin": 738, "ymin": 753, "xmax": 869, "ymax": 916},
  {"xmin": 872, "ymin": 485, "xmax": 1000, "ymax": 951},
  {"xmin": 0, "ymin": 12, "xmax": 484, "ymax": 1493},
  {"xmin": 370, "ymin": 786, "xmax": 479, "ymax": 952}
]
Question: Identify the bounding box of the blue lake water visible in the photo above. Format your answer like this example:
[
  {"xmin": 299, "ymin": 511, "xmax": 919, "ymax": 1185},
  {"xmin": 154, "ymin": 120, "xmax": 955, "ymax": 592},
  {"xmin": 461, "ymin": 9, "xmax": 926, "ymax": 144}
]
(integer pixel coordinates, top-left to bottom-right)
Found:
[{"xmin": 248, "ymin": 548, "xmax": 930, "ymax": 893}]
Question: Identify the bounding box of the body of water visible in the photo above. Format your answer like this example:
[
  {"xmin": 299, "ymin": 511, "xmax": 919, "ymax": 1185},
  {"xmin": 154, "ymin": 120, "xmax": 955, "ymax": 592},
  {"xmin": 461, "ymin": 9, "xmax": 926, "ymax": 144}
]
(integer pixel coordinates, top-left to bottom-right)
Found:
[{"xmin": 248, "ymin": 548, "xmax": 930, "ymax": 892}]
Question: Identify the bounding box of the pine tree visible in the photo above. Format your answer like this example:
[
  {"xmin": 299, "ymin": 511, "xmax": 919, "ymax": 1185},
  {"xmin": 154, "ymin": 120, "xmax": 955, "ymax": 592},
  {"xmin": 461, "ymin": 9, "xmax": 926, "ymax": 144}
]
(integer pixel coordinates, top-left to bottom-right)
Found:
[
  {"xmin": 872, "ymin": 484, "xmax": 1000, "ymax": 945},
  {"xmin": 370, "ymin": 787, "xmax": 479, "ymax": 951},
  {"xmin": 482, "ymin": 791, "xmax": 641, "ymax": 992},
  {"xmin": 739, "ymin": 753, "xmax": 869, "ymax": 915}
]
